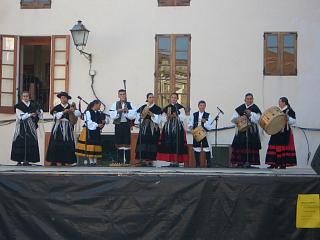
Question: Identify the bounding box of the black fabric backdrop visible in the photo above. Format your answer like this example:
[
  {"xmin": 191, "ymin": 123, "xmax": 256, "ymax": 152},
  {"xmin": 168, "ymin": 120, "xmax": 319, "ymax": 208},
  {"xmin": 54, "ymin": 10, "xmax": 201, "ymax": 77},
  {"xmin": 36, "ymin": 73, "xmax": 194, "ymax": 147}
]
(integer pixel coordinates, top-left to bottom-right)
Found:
[{"xmin": 0, "ymin": 174, "xmax": 319, "ymax": 240}]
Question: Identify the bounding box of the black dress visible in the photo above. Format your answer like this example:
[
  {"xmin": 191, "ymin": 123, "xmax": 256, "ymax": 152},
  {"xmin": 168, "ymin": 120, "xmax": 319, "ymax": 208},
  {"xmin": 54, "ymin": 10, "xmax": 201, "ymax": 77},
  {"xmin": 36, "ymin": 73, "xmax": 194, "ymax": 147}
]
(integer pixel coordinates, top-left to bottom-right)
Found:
[
  {"xmin": 135, "ymin": 104, "xmax": 162, "ymax": 161},
  {"xmin": 11, "ymin": 101, "xmax": 40, "ymax": 163},
  {"xmin": 156, "ymin": 103, "xmax": 188, "ymax": 163},
  {"xmin": 46, "ymin": 104, "xmax": 77, "ymax": 164},
  {"xmin": 231, "ymin": 104, "xmax": 262, "ymax": 166},
  {"xmin": 265, "ymin": 107, "xmax": 297, "ymax": 167}
]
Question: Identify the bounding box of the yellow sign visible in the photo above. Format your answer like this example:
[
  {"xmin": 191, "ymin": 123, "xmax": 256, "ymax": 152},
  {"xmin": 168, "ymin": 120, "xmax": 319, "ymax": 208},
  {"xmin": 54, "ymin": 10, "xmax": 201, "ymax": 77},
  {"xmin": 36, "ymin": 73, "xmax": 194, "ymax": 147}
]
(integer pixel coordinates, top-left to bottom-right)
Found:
[{"xmin": 296, "ymin": 194, "xmax": 320, "ymax": 228}]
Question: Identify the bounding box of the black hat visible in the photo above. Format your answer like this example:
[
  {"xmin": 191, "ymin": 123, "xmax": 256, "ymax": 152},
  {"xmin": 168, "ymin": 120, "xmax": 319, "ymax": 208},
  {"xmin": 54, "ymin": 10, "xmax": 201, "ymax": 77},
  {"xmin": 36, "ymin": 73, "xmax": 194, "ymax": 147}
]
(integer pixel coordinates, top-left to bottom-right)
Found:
[{"xmin": 57, "ymin": 91, "xmax": 71, "ymax": 99}]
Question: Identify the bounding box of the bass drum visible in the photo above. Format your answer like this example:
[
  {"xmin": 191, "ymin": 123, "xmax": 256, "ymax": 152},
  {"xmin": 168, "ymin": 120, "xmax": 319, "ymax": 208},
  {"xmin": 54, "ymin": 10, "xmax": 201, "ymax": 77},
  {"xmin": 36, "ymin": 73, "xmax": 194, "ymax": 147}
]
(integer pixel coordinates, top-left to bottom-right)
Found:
[{"xmin": 259, "ymin": 106, "xmax": 286, "ymax": 135}]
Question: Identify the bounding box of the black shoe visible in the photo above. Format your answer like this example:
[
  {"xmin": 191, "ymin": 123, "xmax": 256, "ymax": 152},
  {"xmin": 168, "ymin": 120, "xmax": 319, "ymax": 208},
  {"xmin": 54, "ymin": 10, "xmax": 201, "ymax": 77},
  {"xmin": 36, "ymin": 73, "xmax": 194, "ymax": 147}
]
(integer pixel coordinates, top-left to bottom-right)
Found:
[
  {"xmin": 61, "ymin": 163, "xmax": 66, "ymax": 166},
  {"xmin": 23, "ymin": 162, "xmax": 31, "ymax": 166},
  {"xmin": 16, "ymin": 162, "xmax": 22, "ymax": 166},
  {"xmin": 169, "ymin": 162, "xmax": 179, "ymax": 167},
  {"xmin": 50, "ymin": 162, "xmax": 57, "ymax": 166},
  {"xmin": 280, "ymin": 165, "xmax": 286, "ymax": 169}
]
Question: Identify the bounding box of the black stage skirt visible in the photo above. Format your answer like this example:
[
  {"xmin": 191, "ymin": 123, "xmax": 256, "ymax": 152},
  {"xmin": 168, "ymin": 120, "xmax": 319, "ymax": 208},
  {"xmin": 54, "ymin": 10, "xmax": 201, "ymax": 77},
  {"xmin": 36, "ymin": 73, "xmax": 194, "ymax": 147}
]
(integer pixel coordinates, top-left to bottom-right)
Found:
[
  {"xmin": 11, "ymin": 118, "xmax": 40, "ymax": 163},
  {"xmin": 231, "ymin": 124, "xmax": 261, "ymax": 165},
  {"xmin": 135, "ymin": 119, "xmax": 160, "ymax": 161},
  {"xmin": 156, "ymin": 118, "xmax": 188, "ymax": 163},
  {"xmin": 115, "ymin": 122, "xmax": 131, "ymax": 148},
  {"xmin": 46, "ymin": 119, "xmax": 77, "ymax": 164},
  {"xmin": 265, "ymin": 129, "xmax": 297, "ymax": 167}
]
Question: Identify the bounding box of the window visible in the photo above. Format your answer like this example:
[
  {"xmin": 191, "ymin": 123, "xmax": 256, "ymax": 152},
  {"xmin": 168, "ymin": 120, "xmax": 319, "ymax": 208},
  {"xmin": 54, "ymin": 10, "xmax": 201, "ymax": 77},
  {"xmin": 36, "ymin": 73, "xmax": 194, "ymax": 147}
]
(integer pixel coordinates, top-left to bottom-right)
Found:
[
  {"xmin": 20, "ymin": 0, "xmax": 51, "ymax": 9},
  {"xmin": 0, "ymin": 36, "xmax": 17, "ymax": 113},
  {"xmin": 158, "ymin": 0, "xmax": 191, "ymax": 7},
  {"xmin": 264, "ymin": 32, "xmax": 297, "ymax": 76},
  {"xmin": 0, "ymin": 35, "xmax": 69, "ymax": 113},
  {"xmin": 155, "ymin": 34, "xmax": 191, "ymax": 113}
]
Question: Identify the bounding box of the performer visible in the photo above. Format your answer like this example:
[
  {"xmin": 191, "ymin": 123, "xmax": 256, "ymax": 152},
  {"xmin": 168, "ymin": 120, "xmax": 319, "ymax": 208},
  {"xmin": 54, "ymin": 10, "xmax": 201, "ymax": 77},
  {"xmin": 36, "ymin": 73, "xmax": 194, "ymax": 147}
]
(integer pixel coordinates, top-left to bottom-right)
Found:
[
  {"xmin": 75, "ymin": 100, "xmax": 106, "ymax": 166},
  {"xmin": 265, "ymin": 97, "xmax": 297, "ymax": 169},
  {"xmin": 231, "ymin": 93, "xmax": 262, "ymax": 167},
  {"xmin": 46, "ymin": 92, "xmax": 81, "ymax": 166},
  {"xmin": 156, "ymin": 93, "xmax": 188, "ymax": 167},
  {"xmin": 188, "ymin": 100, "xmax": 214, "ymax": 168},
  {"xmin": 135, "ymin": 93, "xmax": 162, "ymax": 166},
  {"xmin": 11, "ymin": 91, "xmax": 41, "ymax": 166},
  {"xmin": 109, "ymin": 89, "xmax": 137, "ymax": 164}
]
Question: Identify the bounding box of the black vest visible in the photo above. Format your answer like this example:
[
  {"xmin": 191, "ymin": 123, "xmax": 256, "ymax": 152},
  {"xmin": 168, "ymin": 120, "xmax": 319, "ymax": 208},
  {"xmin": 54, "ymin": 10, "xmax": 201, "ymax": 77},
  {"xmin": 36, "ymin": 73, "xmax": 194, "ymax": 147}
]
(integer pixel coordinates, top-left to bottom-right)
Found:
[
  {"xmin": 235, "ymin": 104, "xmax": 261, "ymax": 116},
  {"xmin": 87, "ymin": 109, "xmax": 105, "ymax": 125},
  {"xmin": 15, "ymin": 101, "xmax": 40, "ymax": 128},
  {"xmin": 193, "ymin": 111, "xmax": 210, "ymax": 131},
  {"xmin": 113, "ymin": 101, "xmax": 133, "ymax": 124},
  {"xmin": 50, "ymin": 104, "xmax": 71, "ymax": 120}
]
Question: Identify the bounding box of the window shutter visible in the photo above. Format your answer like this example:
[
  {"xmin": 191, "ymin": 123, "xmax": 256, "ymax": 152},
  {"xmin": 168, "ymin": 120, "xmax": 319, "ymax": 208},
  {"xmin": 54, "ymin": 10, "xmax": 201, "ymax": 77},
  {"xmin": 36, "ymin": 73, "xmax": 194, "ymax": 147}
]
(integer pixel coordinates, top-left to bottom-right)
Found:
[
  {"xmin": 50, "ymin": 35, "xmax": 70, "ymax": 109},
  {"xmin": 0, "ymin": 35, "xmax": 17, "ymax": 113}
]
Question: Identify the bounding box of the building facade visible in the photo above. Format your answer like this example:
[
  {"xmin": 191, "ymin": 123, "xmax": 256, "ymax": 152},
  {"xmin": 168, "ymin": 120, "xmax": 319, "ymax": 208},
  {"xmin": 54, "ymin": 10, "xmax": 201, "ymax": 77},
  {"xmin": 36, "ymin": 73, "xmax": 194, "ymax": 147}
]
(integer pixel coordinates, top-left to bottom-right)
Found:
[{"xmin": 0, "ymin": 0, "xmax": 319, "ymax": 167}]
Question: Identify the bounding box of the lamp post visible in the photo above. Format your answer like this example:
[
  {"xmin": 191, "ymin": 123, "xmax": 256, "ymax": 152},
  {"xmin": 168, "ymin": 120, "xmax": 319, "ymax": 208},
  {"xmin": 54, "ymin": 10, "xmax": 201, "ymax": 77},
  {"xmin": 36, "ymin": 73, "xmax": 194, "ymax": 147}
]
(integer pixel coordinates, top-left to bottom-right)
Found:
[
  {"xmin": 70, "ymin": 20, "xmax": 92, "ymax": 63},
  {"xmin": 69, "ymin": 20, "xmax": 105, "ymax": 111}
]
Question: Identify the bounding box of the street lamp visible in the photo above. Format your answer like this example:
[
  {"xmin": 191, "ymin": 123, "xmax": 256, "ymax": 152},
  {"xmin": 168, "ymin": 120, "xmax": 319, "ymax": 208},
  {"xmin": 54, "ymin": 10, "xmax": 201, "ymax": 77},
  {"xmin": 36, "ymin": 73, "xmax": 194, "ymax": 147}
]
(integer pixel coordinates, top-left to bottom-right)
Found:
[{"xmin": 70, "ymin": 20, "xmax": 92, "ymax": 63}]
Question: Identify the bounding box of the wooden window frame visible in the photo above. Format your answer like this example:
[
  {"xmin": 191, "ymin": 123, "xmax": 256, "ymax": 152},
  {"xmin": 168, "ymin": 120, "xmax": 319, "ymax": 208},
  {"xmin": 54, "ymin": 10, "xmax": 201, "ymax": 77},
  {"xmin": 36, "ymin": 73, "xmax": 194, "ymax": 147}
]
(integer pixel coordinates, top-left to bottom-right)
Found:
[
  {"xmin": 50, "ymin": 35, "xmax": 70, "ymax": 110},
  {"xmin": 155, "ymin": 34, "xmax": 191, "ymax": 114},
  {"xmin": 20, "ymin": 0, "xmax": 52, "ymax": 9},
  {"xmin": 0, "ymin": 35, "xmax": 18, "ymax": 114},
  {"xmin": 264, "ymin": 32, "xmax": 297, "ymax": 76},
  {"xmin": 158, "ymin": 0, "xmax": 191, "ymax": 7}
]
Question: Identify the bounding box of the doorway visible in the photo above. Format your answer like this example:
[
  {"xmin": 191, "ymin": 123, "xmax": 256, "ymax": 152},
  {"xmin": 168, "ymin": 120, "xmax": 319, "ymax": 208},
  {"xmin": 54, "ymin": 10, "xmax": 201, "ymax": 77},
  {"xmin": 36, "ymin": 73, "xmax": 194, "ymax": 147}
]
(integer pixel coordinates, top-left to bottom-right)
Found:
[{"xmin": 19, "ymin": 37, "xmax": 51, "ymax": 111}]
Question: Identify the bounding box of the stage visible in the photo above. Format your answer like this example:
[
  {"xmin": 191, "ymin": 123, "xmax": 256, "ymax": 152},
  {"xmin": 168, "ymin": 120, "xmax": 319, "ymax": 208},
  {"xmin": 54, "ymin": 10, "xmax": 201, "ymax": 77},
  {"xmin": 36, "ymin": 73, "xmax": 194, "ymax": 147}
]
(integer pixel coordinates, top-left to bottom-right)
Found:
[
  {"xmin": 0, "ymin": 166, "xmax": 319, "ymax": 239},
  {"xmin": 0, "ymin": 165, "xmax": 318, "ymax": 176}
]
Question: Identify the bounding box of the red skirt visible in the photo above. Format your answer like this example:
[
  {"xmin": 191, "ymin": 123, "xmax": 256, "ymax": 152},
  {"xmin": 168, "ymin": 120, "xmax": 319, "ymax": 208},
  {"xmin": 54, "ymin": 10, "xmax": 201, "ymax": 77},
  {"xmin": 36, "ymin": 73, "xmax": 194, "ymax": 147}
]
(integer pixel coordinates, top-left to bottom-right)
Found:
[
  {"xmin": 265, "ymin": 131, "xmax": 297, "ymax": 167},
  {"xmin": 231, "ymin": 148, "xmax": 260, "ymax": 166},
  {"xmin": 156, "ymin": 128, "xmax": 189, "ymax": 163}
]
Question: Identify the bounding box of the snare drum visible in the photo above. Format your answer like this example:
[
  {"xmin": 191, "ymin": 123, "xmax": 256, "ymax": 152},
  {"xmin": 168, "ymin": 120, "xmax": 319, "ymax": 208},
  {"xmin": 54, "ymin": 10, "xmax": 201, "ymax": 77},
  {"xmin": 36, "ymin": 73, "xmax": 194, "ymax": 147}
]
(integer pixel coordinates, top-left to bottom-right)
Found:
[
  {"xmin": 259, "ymin": 106, "xmax": 286, "ymax": 135},
  {"xmin": 193, "ymin": 125, "xmax": 207, "ymax": 142},
  {"xmin": 236, "ymin": 115, "xmax": 250, "ymax": 132}
]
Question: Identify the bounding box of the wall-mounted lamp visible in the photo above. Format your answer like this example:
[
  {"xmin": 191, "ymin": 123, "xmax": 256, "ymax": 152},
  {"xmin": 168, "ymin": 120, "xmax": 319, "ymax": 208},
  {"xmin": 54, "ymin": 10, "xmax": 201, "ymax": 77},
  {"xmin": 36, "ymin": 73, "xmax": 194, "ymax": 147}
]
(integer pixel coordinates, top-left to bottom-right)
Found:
[{"xmin": 70, "ymin": 20, "xmax": 92, "ymax": 64}]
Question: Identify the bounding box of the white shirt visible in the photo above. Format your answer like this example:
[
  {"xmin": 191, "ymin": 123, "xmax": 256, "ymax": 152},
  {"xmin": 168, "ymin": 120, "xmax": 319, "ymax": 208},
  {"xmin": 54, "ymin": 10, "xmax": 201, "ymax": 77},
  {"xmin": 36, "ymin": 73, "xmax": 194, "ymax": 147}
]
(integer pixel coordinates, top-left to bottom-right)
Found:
[
  {"xmin": 134, "ymin": 103, "xmax": 162, "ymax": 125},
  {"xmin": 231, "ymin": 104, "xmax": 261, "ymax": 124},
  {"xmin": 188, "ymin": 111, "xmax": 214, "ymax": 131},
  {"xmin": 85, "ymin": 110, "xmax": 99, "ymax": 130},
  {"xmin": 16, "ymin": 101, "xmax": 31, "ymax": 120},
  {"xmin": 162, "ymin": 103, "xmax": 186, "ymax": 123},
  {"xmin": 109, "ymin": 101, "xmax": 137, "ymax": 122},
  {"xmin": 281, "ymin": 106, "xmax": 296, "ymax": 126},
  {"xmin": 54, "ymin": 103, "xmax": 81, "ymax": 120}
]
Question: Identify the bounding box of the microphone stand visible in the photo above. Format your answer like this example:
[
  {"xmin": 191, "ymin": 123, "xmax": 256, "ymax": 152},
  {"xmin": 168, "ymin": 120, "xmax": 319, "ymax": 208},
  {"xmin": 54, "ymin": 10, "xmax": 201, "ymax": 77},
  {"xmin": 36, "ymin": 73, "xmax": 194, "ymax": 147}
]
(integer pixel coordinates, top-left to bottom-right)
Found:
[
  {"xmin": 243, "ymin": 114, "xmax": 257, "ymax": 169},
  {"xmin": 243, "ymin": 125, "xmax": 250, "ymax": 168},
  {"xmin": 214, "ymin": 111, "xmax": 223, "ymax": 148},
  {"xmin": 174, "ymin": 104, "xmax": 179, "ymax": 167},
  {"xmin": 138, "ymin": 109, "xmax": 143, "ymax": 166},
  {"xmin": 212, "ymin": 110, "xmax": 223, "ymax": 168}
]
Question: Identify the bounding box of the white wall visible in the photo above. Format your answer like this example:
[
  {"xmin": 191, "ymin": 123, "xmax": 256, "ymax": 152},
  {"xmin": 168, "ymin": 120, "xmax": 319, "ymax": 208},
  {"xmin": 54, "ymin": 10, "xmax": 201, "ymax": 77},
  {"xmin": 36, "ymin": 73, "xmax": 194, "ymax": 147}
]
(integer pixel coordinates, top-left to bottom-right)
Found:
[{"xmin": 0, "ymin": 0, "xmax": 319, "ymax": 167}]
